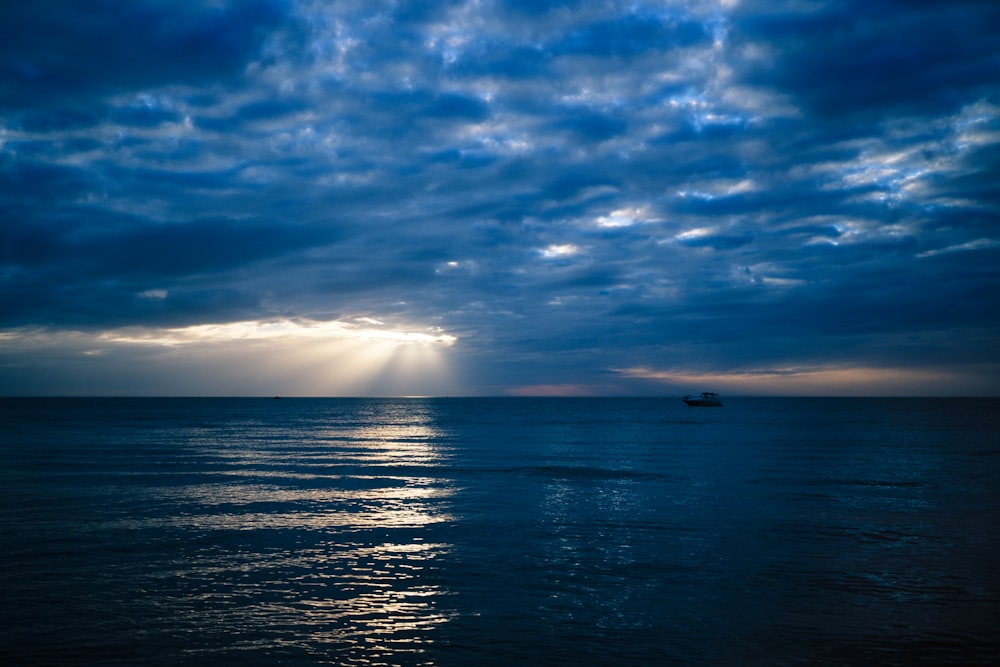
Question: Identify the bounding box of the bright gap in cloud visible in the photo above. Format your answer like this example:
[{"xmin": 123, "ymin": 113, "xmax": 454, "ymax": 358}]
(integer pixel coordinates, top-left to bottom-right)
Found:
[
  {"xmin": 540, "ymin": 244, "xmax": 581, "ymax": 259},
  {"xmin": 99, "ymin": 318, "xmax": 457, "ymax": 347},
  {"xmin": 2, "ymin": 319, "xmax": 459, "ymax": 396},
  {"xmin": 673, "ymin": 226, "xmax": 715, "ymax": 241},
  {"xmin": 595, "ymin": 206, "xmax": 659, "ymax": 228}
]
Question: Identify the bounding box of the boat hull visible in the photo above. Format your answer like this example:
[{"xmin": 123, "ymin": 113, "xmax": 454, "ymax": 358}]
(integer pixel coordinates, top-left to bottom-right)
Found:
[
  {"xmin": 683, "ymin": 398, "xmax": 722, "ymax": 407},
  {"xmin": 683, "ymin": 393, "xmax": 722, "ymax": 407}
]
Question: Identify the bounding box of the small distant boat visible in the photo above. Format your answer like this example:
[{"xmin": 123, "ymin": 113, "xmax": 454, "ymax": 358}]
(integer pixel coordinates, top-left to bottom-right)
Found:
[{"xmin": 683, "ymin": 392, "xmax": 722, "ymax": 407}]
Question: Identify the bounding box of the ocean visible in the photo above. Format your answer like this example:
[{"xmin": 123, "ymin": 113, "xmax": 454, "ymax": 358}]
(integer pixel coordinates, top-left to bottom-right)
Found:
[{"xmin": 1, "ymin": 397, "xmax": 998, "ymax": 666}]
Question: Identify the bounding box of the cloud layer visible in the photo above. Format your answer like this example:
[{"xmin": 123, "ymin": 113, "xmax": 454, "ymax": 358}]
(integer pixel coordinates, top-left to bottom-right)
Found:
[{"xmin": 2, "ymin": 0, "xmax": 999, "ymax": 395}]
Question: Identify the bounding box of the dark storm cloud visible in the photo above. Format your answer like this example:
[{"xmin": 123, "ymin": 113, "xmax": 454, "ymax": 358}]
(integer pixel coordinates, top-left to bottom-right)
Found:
[
  {"xmin": 731, "ymin": 0, "xmax": 1000, "ymax": 120},
  {"xmin": 0, "ymin": 0, "xmax": 294, "ymax": 107},
  {"xmin": 2, "ymin": 0, "xmax": 998, "ymax": 395},
  {"xmin": 554, "ymin": 14, "xmax": 709, "ymax": 57},
  {"xmin": 0, "ymin": 156, "xmax": 93, "ymax": 201},
  {"xmin": 553, "ymin": 111, "xmax": 628, "ymax": 142}
]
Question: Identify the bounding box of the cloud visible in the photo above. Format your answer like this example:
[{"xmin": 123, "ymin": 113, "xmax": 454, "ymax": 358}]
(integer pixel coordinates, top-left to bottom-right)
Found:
[
  {"xmin": 615, "ymin": 363, "xmax": 1000, "ymax": 397},
  {"xmin": 730, "ymin": 1, "xmax": 1000, "ymax": 120},
  {"xmin": 0, "ymin": 318, "xmax": 459, "ymax": 396},
  {"xmin": 1, "ymin": 1, "xmax": 297, "ymax": 111},
  {"xmin": 1, "ymin": 0, "xmax": 998, "ymax": 395},
  {"xmin": 554, "ymin": 14, "xmax": 710, "ymax": 58}
]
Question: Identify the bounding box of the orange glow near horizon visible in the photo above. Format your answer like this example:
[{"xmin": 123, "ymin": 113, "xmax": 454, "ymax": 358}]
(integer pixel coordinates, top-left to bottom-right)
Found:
[{"xmin": 616, "ymin": 364, "xmax": 998, "ymax": 396}]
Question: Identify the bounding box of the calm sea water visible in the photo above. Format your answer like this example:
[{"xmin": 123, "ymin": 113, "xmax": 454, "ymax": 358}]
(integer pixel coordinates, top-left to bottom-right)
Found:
[{"xmin": 1, "ymin": 397, "xmax": 998, "ymax": 666}]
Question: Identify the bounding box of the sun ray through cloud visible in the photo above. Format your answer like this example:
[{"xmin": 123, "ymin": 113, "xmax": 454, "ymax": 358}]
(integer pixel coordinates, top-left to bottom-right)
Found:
[{"xmin": 0, "ymin": 0, "xmax": 997, "ymax": 396}]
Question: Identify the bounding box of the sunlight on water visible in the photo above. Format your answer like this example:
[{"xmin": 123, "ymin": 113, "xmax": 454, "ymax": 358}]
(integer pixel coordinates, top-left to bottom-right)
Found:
[{"xmin": 130, "ymin": 402, "xmax": 463, "ymax": 664}]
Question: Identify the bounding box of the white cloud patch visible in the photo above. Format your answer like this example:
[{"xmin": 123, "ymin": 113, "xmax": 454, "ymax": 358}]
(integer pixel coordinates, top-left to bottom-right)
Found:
[
  {"xmin": 539, "ymin": 244, "xmax": 582, "ymax": 259},
  {"xmin": 917, "ymin": 238, "xmax": 1000, "ymax": 259}
]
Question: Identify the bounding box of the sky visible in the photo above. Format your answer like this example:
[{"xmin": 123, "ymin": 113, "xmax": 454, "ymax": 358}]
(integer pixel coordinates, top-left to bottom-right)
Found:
[{"xmin": 1, "ymin": 0, "xmax": 999, "ymax": 397}]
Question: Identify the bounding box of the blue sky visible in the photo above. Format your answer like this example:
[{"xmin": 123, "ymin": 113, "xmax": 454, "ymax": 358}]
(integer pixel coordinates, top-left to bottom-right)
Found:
[{"xmin": 2, "ymin": 0, "xmax": 999, "ymax": 396}]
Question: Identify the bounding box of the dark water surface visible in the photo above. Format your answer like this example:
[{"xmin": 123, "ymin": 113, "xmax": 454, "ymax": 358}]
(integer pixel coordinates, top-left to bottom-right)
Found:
[{"xmin": 2, "ymin": 397, "xmax": 998, "ymax": 665}]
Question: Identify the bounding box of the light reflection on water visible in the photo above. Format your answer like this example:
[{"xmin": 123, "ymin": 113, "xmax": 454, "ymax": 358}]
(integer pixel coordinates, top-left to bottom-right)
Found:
[{"xmin": 156, "ymin": 404, "xmax": 459, "ymax": 664}]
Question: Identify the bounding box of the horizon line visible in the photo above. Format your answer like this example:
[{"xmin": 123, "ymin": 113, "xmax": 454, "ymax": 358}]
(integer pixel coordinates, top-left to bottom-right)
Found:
[{"xmin": 3, "ymin": 394, "xmax": 998, "ymax": 400}]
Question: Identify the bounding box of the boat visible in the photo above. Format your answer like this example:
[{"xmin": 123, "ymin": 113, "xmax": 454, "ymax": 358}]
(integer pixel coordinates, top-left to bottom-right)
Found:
[{"xmin": 683, "ymin": 392, "xmax": 722, "ymax": 407}]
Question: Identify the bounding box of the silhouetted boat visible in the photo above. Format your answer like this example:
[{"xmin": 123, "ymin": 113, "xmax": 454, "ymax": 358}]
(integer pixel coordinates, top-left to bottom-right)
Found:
[{"xmin": 683, "ymin": 392, "xmax": 722, "ymax": 407}]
